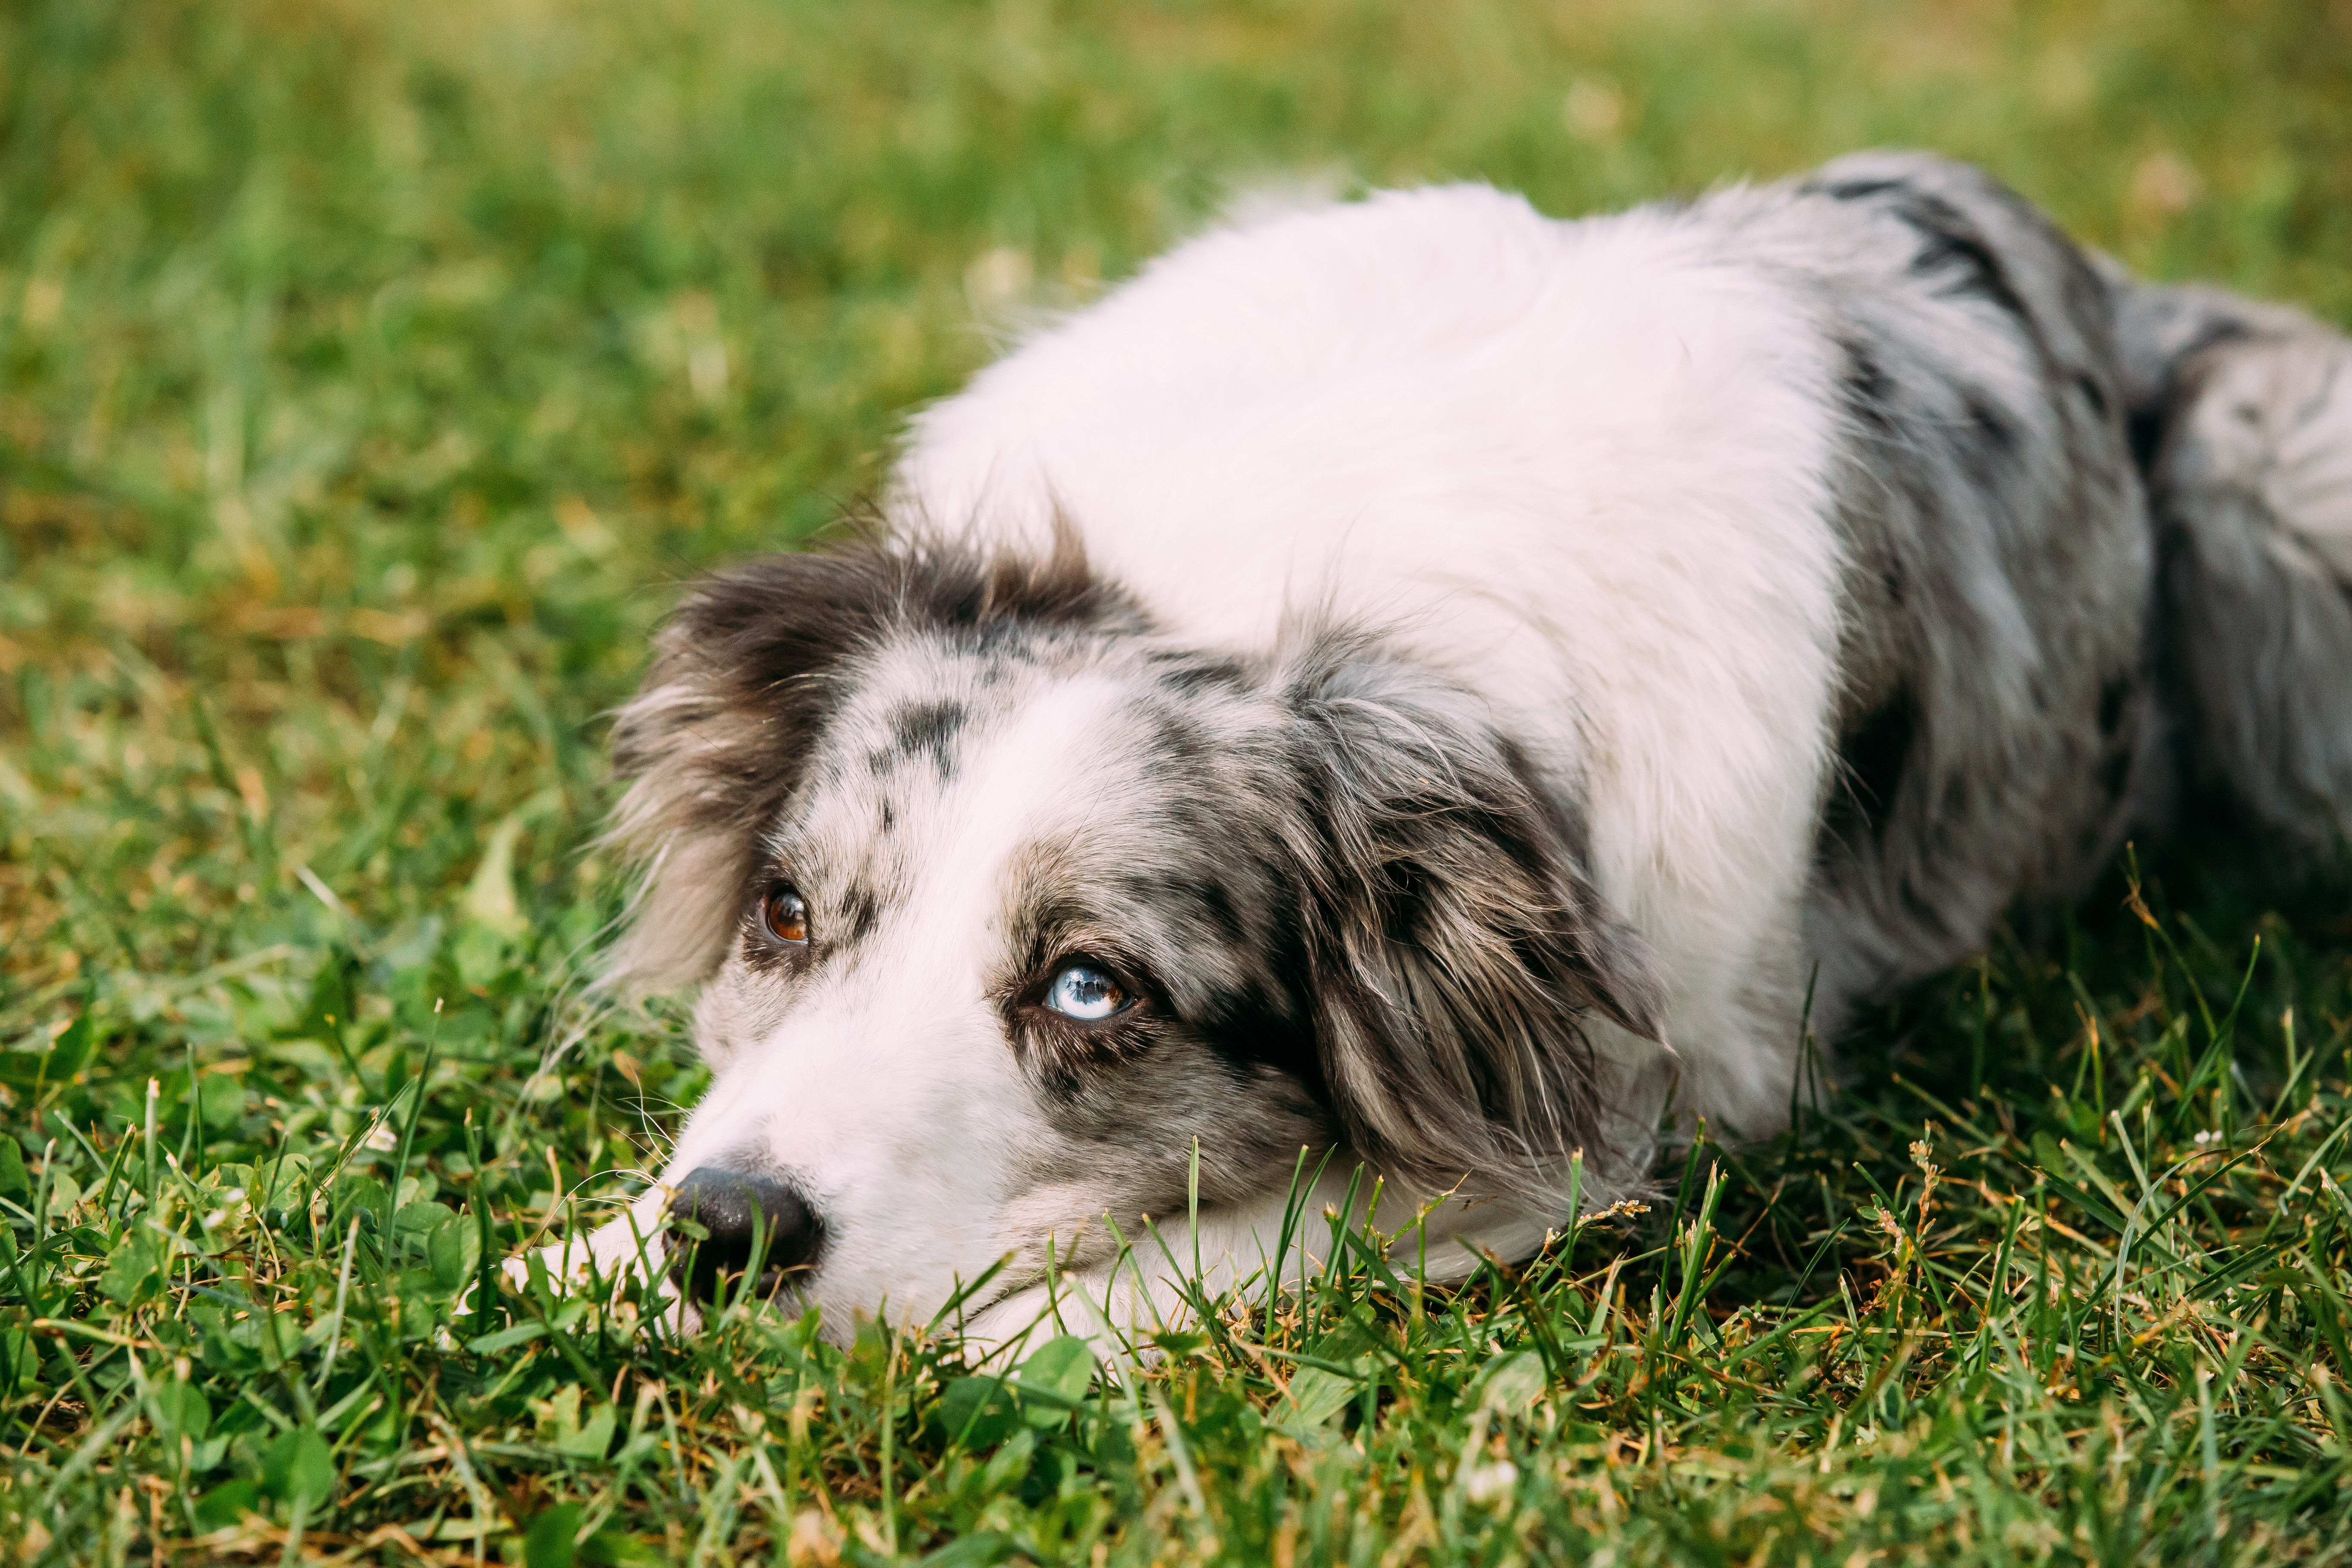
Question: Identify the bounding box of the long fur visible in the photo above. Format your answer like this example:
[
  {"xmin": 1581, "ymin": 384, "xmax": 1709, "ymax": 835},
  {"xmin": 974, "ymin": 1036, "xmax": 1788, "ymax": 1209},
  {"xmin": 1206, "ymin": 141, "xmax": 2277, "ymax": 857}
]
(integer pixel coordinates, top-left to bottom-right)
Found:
[{"xmin": 552, "ymin": 151, "xmax": 2352, "ymax": 1344}]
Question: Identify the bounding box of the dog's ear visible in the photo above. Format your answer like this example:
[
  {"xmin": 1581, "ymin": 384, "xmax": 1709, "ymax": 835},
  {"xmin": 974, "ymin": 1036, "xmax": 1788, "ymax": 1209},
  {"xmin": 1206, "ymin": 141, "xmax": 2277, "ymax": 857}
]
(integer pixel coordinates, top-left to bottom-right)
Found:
[
  {"xmin": 603, "ymin": 547, "xmax": 904, "ymax": 992},
  {"xmin": 1281, "ymin": 634, "xmax": 1665, "ymax": 1203},
  {"xmin": 603, "ymin": 530, "xmax": 1129, "ymax": 993}
]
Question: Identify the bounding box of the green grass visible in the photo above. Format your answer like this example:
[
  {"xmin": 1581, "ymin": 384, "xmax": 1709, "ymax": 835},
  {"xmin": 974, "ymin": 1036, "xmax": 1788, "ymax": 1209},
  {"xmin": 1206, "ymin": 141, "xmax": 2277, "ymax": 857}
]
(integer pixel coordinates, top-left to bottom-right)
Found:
[{"xmin": 5, "ymin": 0, "xmax": 2352, "ymax": 1561}]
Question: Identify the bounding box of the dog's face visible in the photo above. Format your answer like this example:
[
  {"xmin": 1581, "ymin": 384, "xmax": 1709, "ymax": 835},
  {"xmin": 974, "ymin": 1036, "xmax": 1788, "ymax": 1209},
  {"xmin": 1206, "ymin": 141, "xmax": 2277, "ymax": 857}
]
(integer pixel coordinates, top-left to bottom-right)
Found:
[
  {"xmin": 604, "ymin": 539, "xmax": 1663, "ymax": 1332},
  {"xmin": 671, "ymin": 634, "xmax": 1338, "ymax": 1323}
]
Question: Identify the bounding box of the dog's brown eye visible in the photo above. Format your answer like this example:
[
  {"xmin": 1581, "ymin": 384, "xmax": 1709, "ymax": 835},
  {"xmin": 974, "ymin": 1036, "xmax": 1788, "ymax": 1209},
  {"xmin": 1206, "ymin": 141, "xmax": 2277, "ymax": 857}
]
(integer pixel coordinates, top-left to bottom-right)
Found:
[{"xmin": 759, "ymin": 885, "xmax": 810, "ymax": 946}]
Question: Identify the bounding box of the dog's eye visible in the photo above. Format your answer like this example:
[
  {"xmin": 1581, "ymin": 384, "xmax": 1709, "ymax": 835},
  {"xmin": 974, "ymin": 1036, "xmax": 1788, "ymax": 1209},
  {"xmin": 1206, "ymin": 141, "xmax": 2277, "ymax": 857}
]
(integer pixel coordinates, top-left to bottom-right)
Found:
[
  {"xmin": 758, "ymin": 884, "xmax": 810, "ymax": 946},
  {"xmin": 1043, "ymin": 963, "xmax": 1127, "ymax": 1021}
]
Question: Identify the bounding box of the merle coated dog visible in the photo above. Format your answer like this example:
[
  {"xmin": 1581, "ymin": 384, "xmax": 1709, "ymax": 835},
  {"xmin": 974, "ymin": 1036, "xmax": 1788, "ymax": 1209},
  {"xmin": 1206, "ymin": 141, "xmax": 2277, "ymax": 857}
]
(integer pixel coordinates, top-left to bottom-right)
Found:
[{"xmin": 551, "ymin": 152, "xmax": 2352, "ymax": 1344}]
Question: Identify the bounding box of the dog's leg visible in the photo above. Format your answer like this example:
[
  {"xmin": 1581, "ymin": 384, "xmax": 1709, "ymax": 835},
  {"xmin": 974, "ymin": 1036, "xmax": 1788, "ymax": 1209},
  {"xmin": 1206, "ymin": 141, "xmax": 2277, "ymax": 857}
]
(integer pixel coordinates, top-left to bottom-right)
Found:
[{"xmin": 2115, "ymin": 273, "xmax": 2352, "ymax": 852}]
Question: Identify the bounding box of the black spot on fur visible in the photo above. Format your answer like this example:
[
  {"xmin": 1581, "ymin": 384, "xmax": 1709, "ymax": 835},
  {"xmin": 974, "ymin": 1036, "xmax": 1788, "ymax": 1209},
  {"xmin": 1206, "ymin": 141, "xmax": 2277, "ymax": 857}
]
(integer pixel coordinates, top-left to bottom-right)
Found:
[
  {"xmin": 886, "ymin": 699, "xmax": 969, "ymax": 783},
  {"xmin": 2075, "ymin": 371, "xmax": 2110, "ymax": 420},
  {"xmin": 1813, "ymin": 176, "xmax": 1906, "ymax": 203},
  {"xmin": 2097, "ymin": 674, "xmax": 2132, "ymax": 738},
  {"xmin": 1184, "ymin": 875, "xmax": 1250, "ymax": 948},
  {"xmin": 2125, "ymin": 318, "xmax": 2250, "ymax": 476},
  {"xmin": 1825, "ymin": 684, "xmax": 1918, "ymax": 843},
  {"xmin": 1176, "ymin": 885, "xmax": 1329, "ymax": 1105},
  {"xmin": 1142, "ymin": 707, "xmax": 1221, "ymax": 780},
  {"xmin": 2127, "ymin": 405, "xmax": 2170, "ymax": 475},
  {"xmin": 1839, "ymin": 336, "xmax": 1901, "ymax": 435},
  {"xmin": 1898, "ymin": 197, "xmax": 2035, "ymax": 327},
  {"xmin": 837, "ymin": 882, "xmax": 881, "ymax": 947},
  {"xmin": 1964, "ymin": 394, "xmax": 2018, "ymax": 466},
  {"xmin": 1817, "ymin": 172, "xmax": 2047, "ymax": 358},
  {"xmin": 1151, "ymin": 652, "xmax": 1254, "ymax": 697}
]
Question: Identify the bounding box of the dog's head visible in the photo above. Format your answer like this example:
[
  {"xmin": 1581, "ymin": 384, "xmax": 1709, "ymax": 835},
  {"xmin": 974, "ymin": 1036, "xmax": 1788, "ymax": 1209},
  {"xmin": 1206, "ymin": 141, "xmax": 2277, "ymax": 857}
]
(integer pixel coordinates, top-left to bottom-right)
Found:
[{"xmin": 603, "ymin": 535, "xmax": 1661, "ymax": 1331}]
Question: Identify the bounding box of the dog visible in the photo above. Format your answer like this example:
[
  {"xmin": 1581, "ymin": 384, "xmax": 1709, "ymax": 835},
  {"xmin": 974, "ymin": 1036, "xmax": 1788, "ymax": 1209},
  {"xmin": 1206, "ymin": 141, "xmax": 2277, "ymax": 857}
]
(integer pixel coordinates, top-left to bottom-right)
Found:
[{"xmin": 548, "ymin": 151, "xmax": 2352, "ymax": 1347}]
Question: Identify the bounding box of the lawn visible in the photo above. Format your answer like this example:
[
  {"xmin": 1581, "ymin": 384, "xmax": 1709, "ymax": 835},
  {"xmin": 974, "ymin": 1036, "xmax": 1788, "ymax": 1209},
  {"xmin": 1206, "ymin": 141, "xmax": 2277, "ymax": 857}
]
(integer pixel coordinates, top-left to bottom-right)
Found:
[{"xmin": 4, "ymin": 0, "xmax": 2352, "ymax": 1561}]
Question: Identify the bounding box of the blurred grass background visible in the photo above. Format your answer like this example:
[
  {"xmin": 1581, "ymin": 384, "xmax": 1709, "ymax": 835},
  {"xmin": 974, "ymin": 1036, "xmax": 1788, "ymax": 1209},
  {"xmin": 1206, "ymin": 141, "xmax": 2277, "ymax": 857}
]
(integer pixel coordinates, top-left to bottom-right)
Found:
[
  {"xmin": 3, "ymin": 0, "xmax": 2348, "ymax": 1004},
  {"xmin": 3, "ymin": 0, "xmax": 2352, "ymax": 1563}
]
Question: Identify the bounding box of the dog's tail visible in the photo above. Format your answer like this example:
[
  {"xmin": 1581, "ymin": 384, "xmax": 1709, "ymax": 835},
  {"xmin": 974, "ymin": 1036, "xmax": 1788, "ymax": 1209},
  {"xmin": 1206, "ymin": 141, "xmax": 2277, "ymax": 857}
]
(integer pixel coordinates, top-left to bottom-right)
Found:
[{"xmin": 2110, "ymin": 265, "xmax": 2352, "ymax": 854}]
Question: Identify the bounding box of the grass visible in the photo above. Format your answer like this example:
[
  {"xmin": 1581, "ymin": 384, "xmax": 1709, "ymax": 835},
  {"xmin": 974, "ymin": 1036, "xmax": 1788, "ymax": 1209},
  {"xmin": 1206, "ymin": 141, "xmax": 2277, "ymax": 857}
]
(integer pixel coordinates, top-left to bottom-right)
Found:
[{"xmin": 4, "ymin": 0, "xmax": 2352, "ymax": 1560}]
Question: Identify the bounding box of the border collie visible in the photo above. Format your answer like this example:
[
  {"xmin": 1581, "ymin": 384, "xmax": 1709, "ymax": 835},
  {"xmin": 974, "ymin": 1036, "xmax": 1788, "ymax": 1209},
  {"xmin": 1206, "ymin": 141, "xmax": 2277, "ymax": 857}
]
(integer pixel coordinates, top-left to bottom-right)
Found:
[{"xmin": 552, "ymin": 151, "xmax": 2352, "ymax": 1345}]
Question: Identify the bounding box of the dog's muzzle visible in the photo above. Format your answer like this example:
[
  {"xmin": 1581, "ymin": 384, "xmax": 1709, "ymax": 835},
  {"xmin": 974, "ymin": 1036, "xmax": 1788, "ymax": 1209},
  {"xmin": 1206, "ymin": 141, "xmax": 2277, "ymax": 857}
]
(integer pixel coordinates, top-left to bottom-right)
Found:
[{"xmin": 666, "ymin": 1167, "xmax": 824, "ymax": 1305}]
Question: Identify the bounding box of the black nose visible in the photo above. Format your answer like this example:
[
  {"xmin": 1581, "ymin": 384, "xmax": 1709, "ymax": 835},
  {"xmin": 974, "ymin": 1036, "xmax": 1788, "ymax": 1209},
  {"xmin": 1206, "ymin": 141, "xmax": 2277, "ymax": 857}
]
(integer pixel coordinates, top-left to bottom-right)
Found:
[{"xmin": 666, "ymin": 1167, "xmax": 824, "ymax": 1307}]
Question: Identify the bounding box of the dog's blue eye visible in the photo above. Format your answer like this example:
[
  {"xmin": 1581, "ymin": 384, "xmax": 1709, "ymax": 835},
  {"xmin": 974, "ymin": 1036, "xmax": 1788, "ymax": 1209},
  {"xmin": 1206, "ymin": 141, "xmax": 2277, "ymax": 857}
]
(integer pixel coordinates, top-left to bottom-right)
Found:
[{"xmin": 1044, "ymin": 964, "xmax": 1127, "ymax": 1021}]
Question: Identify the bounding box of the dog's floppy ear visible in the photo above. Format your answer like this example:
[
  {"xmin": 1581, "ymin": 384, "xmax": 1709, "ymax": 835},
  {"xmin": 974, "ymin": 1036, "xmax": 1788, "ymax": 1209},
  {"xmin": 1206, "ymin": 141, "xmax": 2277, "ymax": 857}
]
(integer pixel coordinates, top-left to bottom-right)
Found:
[
  {"xmin": 603, "ymin": 530, "xmax": 1129, "ymax": 993},
  {"xmin": 603, "ymin": 547, "xmax": 906, "ymax": 992},
  {"xmin": 1281, "ymin": 633, "xmax": 1665, "ymax": 1203}
]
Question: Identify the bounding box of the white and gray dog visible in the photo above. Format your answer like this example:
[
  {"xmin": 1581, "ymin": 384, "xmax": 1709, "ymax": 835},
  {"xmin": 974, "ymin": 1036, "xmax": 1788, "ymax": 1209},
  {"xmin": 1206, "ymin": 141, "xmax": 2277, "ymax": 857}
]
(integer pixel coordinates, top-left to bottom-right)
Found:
[{"xmin": 552, "ymin": 152, "xmax": 2352, "ymax": 1345}]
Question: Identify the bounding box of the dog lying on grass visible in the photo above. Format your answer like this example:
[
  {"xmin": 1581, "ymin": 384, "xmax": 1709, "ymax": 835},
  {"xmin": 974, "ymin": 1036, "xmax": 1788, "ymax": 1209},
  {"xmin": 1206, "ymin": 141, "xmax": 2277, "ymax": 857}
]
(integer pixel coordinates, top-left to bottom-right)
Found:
[{"xmin": 542, "ymin": 151, "xmax": 2352, "ymax": 1346}]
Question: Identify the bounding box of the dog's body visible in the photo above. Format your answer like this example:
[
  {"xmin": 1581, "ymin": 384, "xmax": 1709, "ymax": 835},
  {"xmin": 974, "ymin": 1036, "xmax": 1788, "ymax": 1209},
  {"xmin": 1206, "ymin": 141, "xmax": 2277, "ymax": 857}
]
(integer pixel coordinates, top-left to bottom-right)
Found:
[{"xmin": 570, "ymin": 153, "xmax": 2352, "ymax": 1343}]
